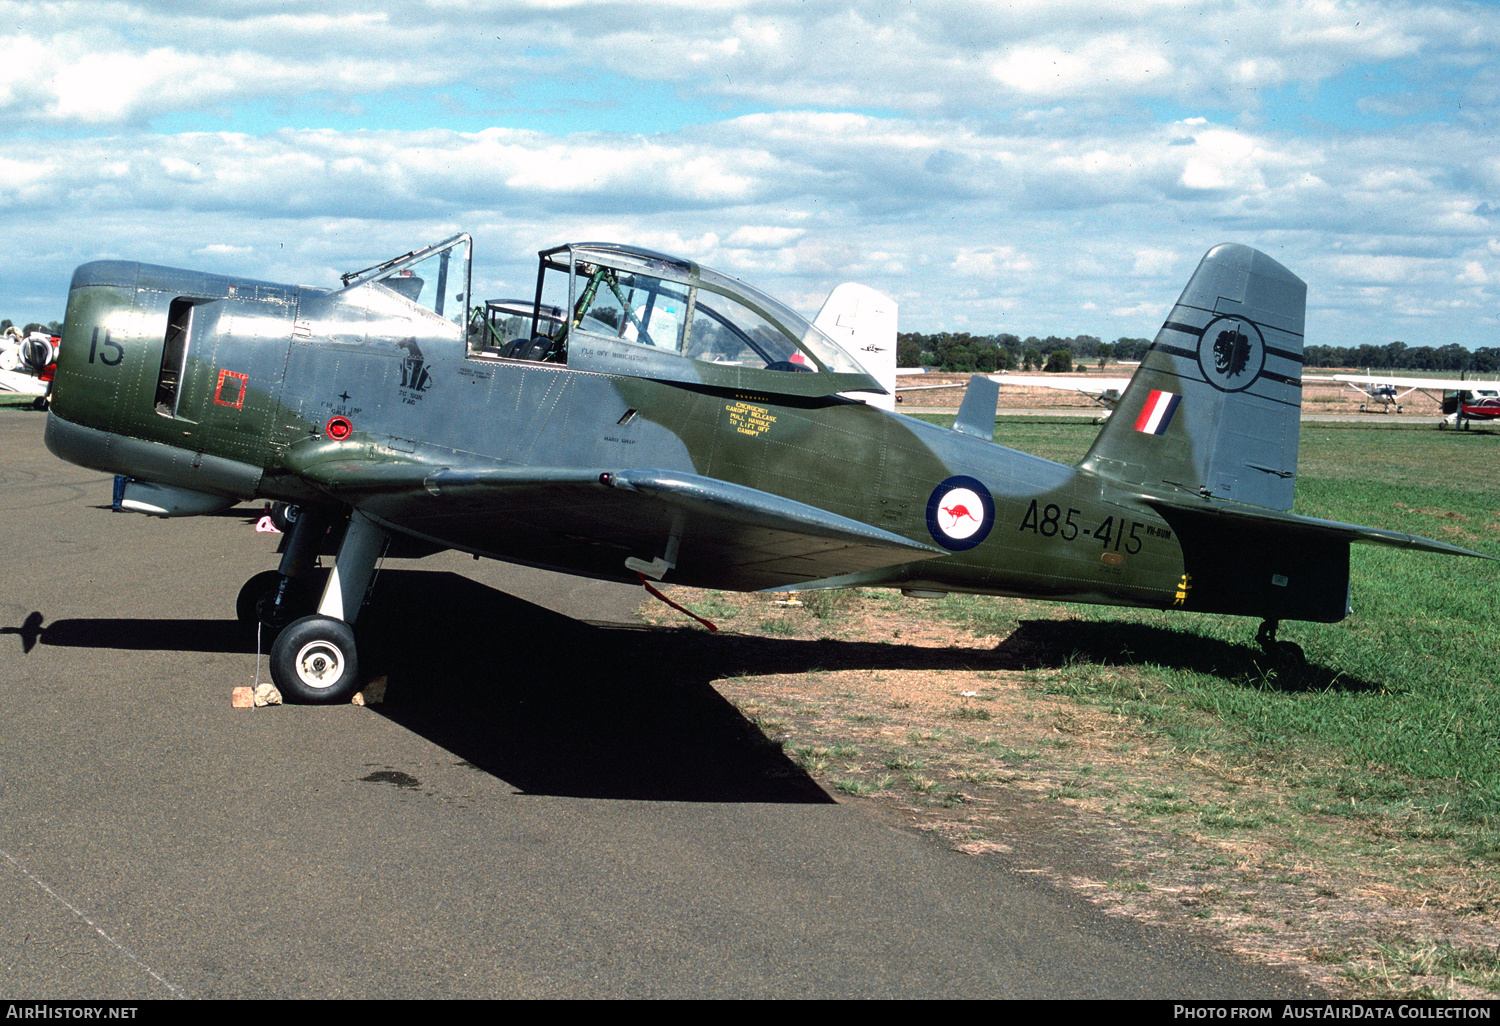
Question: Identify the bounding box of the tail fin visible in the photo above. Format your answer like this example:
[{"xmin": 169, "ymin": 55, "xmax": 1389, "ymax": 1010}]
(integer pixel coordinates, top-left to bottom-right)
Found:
[
  {"xmin": 1081, "ymin": 244, "xmax": 1306, "ymax": 511},
  {"xmin": 815, "ymin": 283, "xmax": 898, "ymax": 412}
]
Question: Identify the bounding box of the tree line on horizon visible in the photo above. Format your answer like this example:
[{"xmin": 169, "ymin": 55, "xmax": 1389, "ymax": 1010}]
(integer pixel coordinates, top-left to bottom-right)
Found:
[
  {"xmin": 900, "ymin": 331, "xmax": 1500, "ymax": 376},
  {"xmin": 1, "ymin": 319, "xmax": 64, "ymax": 337}
]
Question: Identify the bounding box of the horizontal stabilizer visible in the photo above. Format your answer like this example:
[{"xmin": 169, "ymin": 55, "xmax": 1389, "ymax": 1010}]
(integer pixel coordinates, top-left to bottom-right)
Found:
[
  {"xmin": 1144, "ymin": 493, "xmax": 1493, "ymax": 560},
  {"xmin": 1140, "ymin": 491, "xmax": 1489, "ymax": 622}
]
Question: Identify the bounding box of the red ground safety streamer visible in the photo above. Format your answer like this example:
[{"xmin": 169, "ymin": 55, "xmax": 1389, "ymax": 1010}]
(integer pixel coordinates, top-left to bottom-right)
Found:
[{"xmin": 637, "ymin": 572, "xmax": 719, "ymax": 632}]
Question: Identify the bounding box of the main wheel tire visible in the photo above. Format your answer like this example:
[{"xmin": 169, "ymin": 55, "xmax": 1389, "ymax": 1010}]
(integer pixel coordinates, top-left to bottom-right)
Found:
[
  {"xmin": 1273, "ymin": 640, "xmax": 1306, "ymax": 681},
  {"xmin": 235, "ymin": 570, "xmax": 312, "ymax": 634},
  {"xmin": 270, "ymin": 615, "xmax": 360, "ymax": 704}
]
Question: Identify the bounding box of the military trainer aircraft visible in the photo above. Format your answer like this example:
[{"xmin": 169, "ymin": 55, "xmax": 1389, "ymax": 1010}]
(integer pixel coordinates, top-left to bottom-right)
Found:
[{"xmin": 44, "ymin": 235, "xmax": 1489, "ymax": 702}]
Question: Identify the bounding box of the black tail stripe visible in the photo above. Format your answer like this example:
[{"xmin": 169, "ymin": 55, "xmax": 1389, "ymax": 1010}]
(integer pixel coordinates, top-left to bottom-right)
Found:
[
  {"xmin": 1260, "ymin": 371, "xmax": 1302, "ymax": 388},
  {"xmin": 1157, "ymin": 340, "xmax": 1302, "ymax": 368},
  {"xmin": 1162, "ymin": 320, "xmax": 1204, "ymax": 337},
  {"xmin": 1135, "ymin": 359, "xmax": 1302, "ymax": 394}
]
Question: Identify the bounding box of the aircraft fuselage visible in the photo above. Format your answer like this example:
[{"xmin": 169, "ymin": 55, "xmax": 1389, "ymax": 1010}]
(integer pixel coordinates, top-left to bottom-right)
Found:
[{"xmin": 48, "ymin": 258, "xmax": 1189, "ymax": 611}]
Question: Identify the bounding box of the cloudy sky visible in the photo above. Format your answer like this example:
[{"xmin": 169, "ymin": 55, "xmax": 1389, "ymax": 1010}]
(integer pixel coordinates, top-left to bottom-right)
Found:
[{"xmin": 2, "ymin": 0, "xmax": 1497, "ymax": 349}]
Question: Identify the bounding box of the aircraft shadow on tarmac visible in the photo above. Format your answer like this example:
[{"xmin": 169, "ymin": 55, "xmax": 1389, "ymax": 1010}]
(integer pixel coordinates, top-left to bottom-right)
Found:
[
  {"xmin": 7, "ymin": 569, "xmax": 1375, "ymax": 803},
  {"xmin": 3, "ymin": 609, "xmax": 258, "ymax": 654},
  {"xmin": 353, "ymin": 570, "xmax": 850, "ymax": 805}
]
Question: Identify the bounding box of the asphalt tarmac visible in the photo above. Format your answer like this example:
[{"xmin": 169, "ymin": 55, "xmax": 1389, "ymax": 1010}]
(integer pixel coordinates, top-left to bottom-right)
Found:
[{"xmin": 0, "ymin": 412, "xmax": 1323, "ymax": 999}]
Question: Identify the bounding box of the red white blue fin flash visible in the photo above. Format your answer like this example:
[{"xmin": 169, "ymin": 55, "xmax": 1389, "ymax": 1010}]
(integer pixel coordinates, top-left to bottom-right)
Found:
[{"xmin": 1134, "ymin": 390, "xmax": 1181, "ymax": 435}]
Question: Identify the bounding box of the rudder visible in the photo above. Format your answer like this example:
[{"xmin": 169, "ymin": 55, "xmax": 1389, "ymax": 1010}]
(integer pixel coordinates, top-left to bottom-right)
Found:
[{"xmin": 817, "ymin": 283, "xmax": 898, "ymax": 412}]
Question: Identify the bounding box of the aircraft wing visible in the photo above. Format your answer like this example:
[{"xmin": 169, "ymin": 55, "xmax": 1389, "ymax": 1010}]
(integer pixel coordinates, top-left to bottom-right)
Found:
[
  {"xmin": 989, "ymin": 375, "xmax": 1132, "ymax": 408},
  {"xmin": 993, "ymin": 375, "xmax": 1132, "ymax": 393},
  {"xmin": 285, "ymin": 446, "xmax": 945, "ymax": 590},
  {"xmin": 1330, "ymin": 374, "xmax": 1500, "ymax": 393},
  {"xmin": 891, "ymin": 367, "xmax": 967, "ymax": 395},
  {"xmin": 894, "ymin": 382, "xmax": 966, "ymax": 392},
  {"xmin": 0, "ymin": 368, "xmax": 46, "ymax": 395}
]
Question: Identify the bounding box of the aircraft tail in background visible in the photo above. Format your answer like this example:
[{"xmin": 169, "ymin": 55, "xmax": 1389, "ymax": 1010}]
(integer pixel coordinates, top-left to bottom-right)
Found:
[{"xmin": 816, "ymin": 283, "xmax": 899, "ymax": 412}]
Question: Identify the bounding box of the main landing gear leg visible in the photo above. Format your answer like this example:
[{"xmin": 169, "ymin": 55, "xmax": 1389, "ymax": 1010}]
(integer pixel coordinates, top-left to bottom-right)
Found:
[
  {"xmin": 1256, "ymin": 618, "xmax": 1306, "ymax": 680},
  {"xmin": 269, "ymin": 510, "xmax": 388, "ymax": 704},
  {"xmin": 236, "ymin": 505, "xmax": 328, "ymax": 635}
]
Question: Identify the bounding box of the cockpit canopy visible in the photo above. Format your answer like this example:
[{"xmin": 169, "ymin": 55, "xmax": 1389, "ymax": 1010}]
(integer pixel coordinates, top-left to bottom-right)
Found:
[
  {"xmin": 509, "ymin": 243, "xmax": 883, "ymax": 399},
  {"xmin": 333, "ymin": 236, "xmax": 884, "ymax": 399}
]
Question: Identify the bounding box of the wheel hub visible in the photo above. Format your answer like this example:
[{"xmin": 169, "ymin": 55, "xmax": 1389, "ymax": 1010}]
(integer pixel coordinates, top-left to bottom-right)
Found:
[{"xmin": 295, "ymin": 640, "xmax": 344, "ymax": 688}]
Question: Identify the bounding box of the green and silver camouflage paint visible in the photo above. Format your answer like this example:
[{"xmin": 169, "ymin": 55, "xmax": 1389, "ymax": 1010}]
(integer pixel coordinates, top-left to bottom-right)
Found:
[{"xmin": 43, "ymin": 237, "xmax": 1485, "ymax": 626}]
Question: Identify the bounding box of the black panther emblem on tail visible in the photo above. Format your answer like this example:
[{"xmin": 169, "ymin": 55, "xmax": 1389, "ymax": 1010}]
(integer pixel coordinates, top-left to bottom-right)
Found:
[
  {"xmin": 1196, "ymin": 316, "xmax": 1264, "ymax": 393},
  {"xmin": 1213, "ymin": 327, "xmax": 1252, "ymax": 379}
]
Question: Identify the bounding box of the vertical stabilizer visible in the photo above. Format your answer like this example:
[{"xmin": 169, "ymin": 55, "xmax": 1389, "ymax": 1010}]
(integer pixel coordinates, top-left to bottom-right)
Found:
[
  {"xmin": 817, "ymin": 283, "xmax": 898, "ymax": 411},
  {"xmin": 1081, "ymin": 245, "xmax": 1306, "ymax": 510},
  {"xmin": 953, "ymin": 375, "xmax": 999, "ymax": 439}
]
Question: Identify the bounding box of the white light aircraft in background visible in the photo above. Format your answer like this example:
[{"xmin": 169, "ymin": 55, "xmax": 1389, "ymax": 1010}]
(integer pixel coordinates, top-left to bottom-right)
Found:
[
  {"xmin": 891, "ymin": 369, "xmax": 1137, "ymax": 413},
  {"xmin": 988, "ymin": 374, "xmax": 1133, "ymax": 416},
  {"xmin": 1313, "ymin": 373, "xmax": 1500, "ymax": 429}
]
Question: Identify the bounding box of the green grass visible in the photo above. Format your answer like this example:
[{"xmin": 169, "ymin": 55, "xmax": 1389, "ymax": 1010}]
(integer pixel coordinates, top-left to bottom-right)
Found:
[
  {"xmin": 801, "ymin": 589, "xmax": 861, "ymax": 619},
  {"xmin": 913, "ymin": 420, "xmax": 1500, "ymax": 834},
  {"xmin": 1349, "ymin": 940, "xmax": 1500, "ymax": 999}
]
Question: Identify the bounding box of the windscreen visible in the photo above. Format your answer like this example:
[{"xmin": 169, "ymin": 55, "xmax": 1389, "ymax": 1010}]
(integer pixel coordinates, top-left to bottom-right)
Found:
[{"xmin": 368, "ymin": 236, "xmax": 472, "ymax": 328}]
